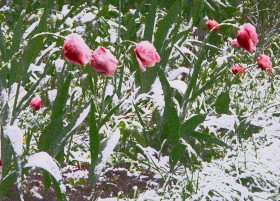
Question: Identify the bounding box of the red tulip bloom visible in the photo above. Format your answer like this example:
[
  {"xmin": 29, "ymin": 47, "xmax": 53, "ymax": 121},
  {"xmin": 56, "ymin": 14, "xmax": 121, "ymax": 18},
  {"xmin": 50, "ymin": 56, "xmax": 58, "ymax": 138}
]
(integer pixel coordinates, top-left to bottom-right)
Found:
[
  {"xmin": 30, "ymin": 96, "xmax": 42, "ymax": 111},
  {"xmin": 206, "ymin": 20, "xmax": 220, "ymax": 33},
  {"xmin": 232, "ymin": 64, "xmax": 245, "ymax": 75},
  {"xmin": 134, "ymin": 41, "xmax": 161, "ymax": 72},
  {"xmin": 258, "ymin": 55, "xmax": 272, "ymax": 75},
  {"xmin": 62, "ymin": 33, "xmax": 92, "ymax": 66},
  {"xmin": 231, "ymin": 39, "xmax": 239, "ymax": 48},
  {"xmin": 90, "ymin": 46, "xmax": 118, "ymax": 77},
  {"xmin": 237, "ymin": 23, "xmax": 258, "ymax": 53}
]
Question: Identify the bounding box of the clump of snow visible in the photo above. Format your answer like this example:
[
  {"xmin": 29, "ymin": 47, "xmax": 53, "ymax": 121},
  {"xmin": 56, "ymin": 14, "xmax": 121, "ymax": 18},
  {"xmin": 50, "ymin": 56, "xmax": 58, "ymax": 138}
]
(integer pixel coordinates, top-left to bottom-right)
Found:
[
  {"xmin": 137, "ymin": 145, "xmax": 169, "ymax": 172},
  {"xmin": 203, "ymin": 114, "xmax": 239, "ymax": 133},
  {"xmin": 23, "ymin": 21, "xmax": 39, "ymax": 39},
  {"xmin": 28, "ymin": 63, "xmax": 45, "ymax": 74},
  {"xmin": 80, "ymin": 12, "xmax": 95, "ymax": 23},
  {"xmin": 169, "ymin": 80, "xmax": 187, "ymax": 95},
  {"xmin": 149, "ymin": 77, "xmax": 165, "ymax": 112},
  {"xmin": 168, "ymin": 67, "xmax": 190, "ymax": 81},
  {"xmin": 93, "ymin": 129, "xmax": 121, "ymax": 179},
  {"xmin": 61, "ymin": 5, "xmax": 70, "ymax": 16},
  {"xmin": 48, "ymin": 89, "xmax": 57, "ymax": 104},
  {"xmin": 24, "ymin": 152, "xmax": 66, "ymax": 193},
  {"xmin": 75, "ymin": 26, "xmax": 86, "ymax": 34},
  {"xmin": 4, "ymin": 126, "xmax": 23, "ymax": 156},
  {"xmin": 55, "ymin": 59, "xmax": 65, "ymax": 73}
]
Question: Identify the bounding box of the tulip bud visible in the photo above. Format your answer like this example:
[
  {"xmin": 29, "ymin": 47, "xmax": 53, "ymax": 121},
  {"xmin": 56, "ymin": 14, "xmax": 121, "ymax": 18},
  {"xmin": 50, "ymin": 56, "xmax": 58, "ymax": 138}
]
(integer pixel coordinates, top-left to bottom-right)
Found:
[
  {"xmin": 134, "ymin": 41, "xmax": 161, "ymax": 72},
  {"xmin": 237, "ymin": 23, "xmax": 258, "ymax": 53},
  {"xmin": 30, "ymin": 96, "xmax": 42, "ymax": 111},
  {"xmin": 90, "ymin": 46, "xmax": 118, "ymax": 77},
  {"xmin": 62, "ymin": 33, "xmax": 92, "ymax": 66},
  {"xmin": 258, "ymin": 55, "xmax": 272, "ymax": 75},
  {"xmin": 206, "ymin": 20, "xmax": 220, "ymax": 33},
  {"xmin": 232, "ymin": 64, "xmax": 245, "ymax": 75}
]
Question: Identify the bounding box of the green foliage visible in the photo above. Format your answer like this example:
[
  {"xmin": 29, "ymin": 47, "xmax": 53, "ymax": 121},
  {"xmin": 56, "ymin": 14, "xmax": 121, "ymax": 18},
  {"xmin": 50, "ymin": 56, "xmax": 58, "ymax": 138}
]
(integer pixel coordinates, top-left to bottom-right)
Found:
[
  {"xmin": 215, "ymin": 91, "xmax": 231, "ymax": 114},
  {"xmin": 1, "ymin": 0, "xmax": 280, "ymax": 200}
]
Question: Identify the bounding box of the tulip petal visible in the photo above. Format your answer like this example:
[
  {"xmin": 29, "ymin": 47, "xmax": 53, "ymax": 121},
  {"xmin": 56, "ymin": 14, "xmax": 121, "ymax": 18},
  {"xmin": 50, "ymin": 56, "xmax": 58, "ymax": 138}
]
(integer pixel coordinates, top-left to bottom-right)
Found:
[{"xmin": 134, "ymin": 49, "xmax": 145, "ymax": 72}]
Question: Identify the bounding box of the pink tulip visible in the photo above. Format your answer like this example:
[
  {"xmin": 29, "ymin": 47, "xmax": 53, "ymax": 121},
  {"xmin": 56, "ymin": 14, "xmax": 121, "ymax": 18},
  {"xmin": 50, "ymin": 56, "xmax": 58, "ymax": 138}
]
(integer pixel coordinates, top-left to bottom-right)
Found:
[
  {"xmin": 90, "ymin": 46, "xmax": 118, "ymax": 77},
  {"xmin": 258, "ymin": 55, "xmax": 272, "ymax": 75},
  {"xmin": 134, "ymin": 41, "xmax": 160, "ymax": 72},
  {"xmin": 237, "ymin": 23, "xmax": 258, "ymax": 53},
  {"xmin": 231, "ymin": 39, "xmax": 239, "ymax": 48},
  {"xmin": 30, "ymin": 96, "xmax": 42, "ymax": 111},
  {"xmin": 62, "ymin": 33, "xmax": 92, "ymax": 66},
  {"xmin": 206, "ymin": 20, "xmax": 220, "ymax": 33},
  {"xmin": 232, "ymin": 64, "xmax": 245, "ymax": 75}
]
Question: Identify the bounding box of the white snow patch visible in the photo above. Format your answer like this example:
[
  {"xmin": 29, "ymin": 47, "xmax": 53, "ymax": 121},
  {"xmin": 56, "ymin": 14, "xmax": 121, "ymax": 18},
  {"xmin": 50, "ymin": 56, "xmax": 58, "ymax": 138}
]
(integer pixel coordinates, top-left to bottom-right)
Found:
[
  {"xmin": 28, "ymin": 63, "xmax": 45, "ymax": 74},
  {"xmin": 23, "ymin": 21, "xmax": 39, "ymax": 39},
  {"xmin": 169, "ymin": 80, "xmax": 187, "ymax": 95},
  {"xmin": 48, "ymin": 89, "xmax": 57, "ymax": 104},
  {"xmin": 8, "ymin": 83, "xmax": 27, "ymax": 108},
  {"xmin": 4, "ymin": 126, "xmax": 23, "ymax": 156},
  {"xmin": 55, "ymin": 59, "xmax": 65, "ymax": 73},
  {"xmin": 204, "ymin": 114, "xmax": 239, "ymax": 132},
  {"xmin": 80, "ymin": 12, "xmax": 95, "ymax": 23},
  {"xmin": 24, "ymin": 152, "xmax": 66, "ymax": 193},
  {"xmin": 169, "ymin": 67, "xmax": 190, "ymax": 81}
]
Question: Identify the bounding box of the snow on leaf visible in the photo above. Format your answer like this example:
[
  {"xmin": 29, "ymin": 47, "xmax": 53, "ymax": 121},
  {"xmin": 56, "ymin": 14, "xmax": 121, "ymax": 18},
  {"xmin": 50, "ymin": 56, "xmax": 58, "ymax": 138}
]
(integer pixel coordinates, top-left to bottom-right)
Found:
[
  {"xmin": 24, "ymin": 152, "xmax": 66, "ymax": 193},
  {"xmin": 4, "ymin": 126, "xmax": 23, "ymax": 156}
]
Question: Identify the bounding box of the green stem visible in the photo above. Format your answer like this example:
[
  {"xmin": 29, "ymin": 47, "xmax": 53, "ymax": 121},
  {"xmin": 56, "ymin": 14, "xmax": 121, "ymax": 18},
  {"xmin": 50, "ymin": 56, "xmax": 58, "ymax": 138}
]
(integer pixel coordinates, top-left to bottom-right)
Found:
[{"xmin": 98, "ymin": 77, "xmax": 109, "ymax": 126}]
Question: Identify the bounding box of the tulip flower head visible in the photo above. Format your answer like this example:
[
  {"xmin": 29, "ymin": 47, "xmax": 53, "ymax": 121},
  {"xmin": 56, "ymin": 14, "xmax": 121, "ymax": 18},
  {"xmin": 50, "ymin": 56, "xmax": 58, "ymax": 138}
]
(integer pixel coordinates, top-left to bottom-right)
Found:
[
  {"xmin": 30, "ymin": 96, "xmax": 42, "ymax": 111},
  {"xmin": 206, "ymin": 20, "xmax": 220, "ymax": 33},
  {"xmin": 134, "ymin": 41, "xmax": 161, "ymax": 72},
  {"xmin": 231, "ymin": 39, "xmax": 239, "ymax": 48},
  {"xmin": 62, "ymin": 33, "xmax": 92, "ymax": 66},
  {"xmin": 90, "ymin": 46, "xmax": 118, "ymax": 77},
  {"xmin": 237, "ymin": 23, "xmax": 258, "ymax": 53},
  {"xmin": 232, "ymin": 64, "xmax": 245, "ymax": 75},
  {"xmin": 258, "ymin": 55, "xmax": 272, "ymax": 75}
]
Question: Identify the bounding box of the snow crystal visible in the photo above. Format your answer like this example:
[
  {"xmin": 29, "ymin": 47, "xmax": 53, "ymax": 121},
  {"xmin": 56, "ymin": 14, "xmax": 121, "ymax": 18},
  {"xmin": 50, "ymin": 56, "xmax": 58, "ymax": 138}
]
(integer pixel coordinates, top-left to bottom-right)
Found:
[{"xmin": 4, "ymin": 126, "xmax": 23, "ymax": 156}]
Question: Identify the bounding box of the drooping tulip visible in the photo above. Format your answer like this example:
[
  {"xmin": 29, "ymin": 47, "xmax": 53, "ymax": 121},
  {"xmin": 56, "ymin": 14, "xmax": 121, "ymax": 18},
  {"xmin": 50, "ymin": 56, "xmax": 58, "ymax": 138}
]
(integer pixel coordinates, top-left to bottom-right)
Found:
[
  {"xmin": 258, "ymin": 55, "xmax": 272, "ymax": 75},
  {"xmin": 231, "ymin": 39, "xmax": 239, "ymax": 48},
  {"xmin": 90, "ymin": 46, "xmax": 118, "ymax": 77},
  {"xmin": 232, "ymin": 64, "xmax": 245, "ymax": 75},
  {"xmin": 237, "ymin": 23, "xmax": 258, "ymax": 53},
  {"xmin": 62, "ymin": 33, "xmax": 92, "ymax": 66},
  {"xmin": 206, "ymin": 20, "xmax": 220, "ymax": 33},
  {"xmin": 134, "ymin": 41, "xmax": 161, "ymax": 72},
  {"xmin": 30, "ymin": 96, "xmax": 42, "ymax": 111}
]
